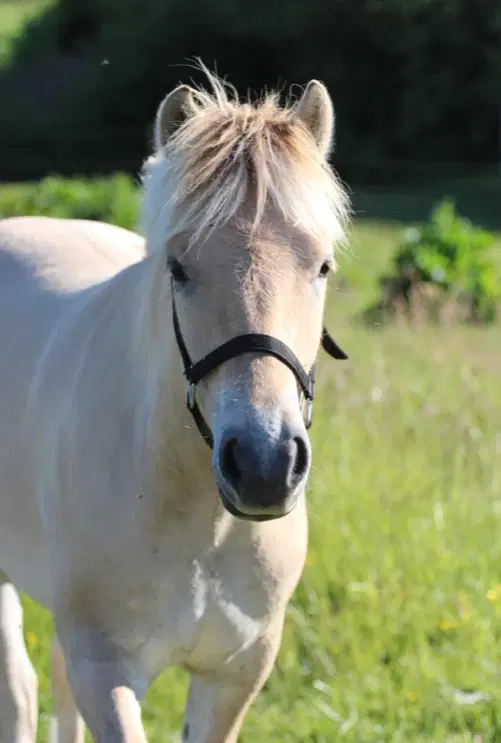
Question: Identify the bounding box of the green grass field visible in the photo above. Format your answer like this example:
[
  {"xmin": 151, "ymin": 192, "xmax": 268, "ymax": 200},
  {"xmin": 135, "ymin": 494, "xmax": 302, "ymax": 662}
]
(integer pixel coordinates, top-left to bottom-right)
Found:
[{"xmin": 16, "ymin": 213, "xmax": 500, "ymax": 743}]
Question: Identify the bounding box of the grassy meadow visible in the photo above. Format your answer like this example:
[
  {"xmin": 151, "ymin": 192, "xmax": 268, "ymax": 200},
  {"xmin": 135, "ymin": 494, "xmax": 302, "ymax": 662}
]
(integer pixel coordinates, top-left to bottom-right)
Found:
[{"xmin": 16, "ymin": 209, "xmax": 501, "ymax": 743}]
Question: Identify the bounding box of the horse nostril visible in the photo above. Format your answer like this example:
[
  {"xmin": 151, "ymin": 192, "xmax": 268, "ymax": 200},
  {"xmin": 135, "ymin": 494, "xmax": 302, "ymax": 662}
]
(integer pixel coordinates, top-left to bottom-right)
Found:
[
  {"xmin": 217, "ymin": 426, "xmax": 311, "ymax": 513},
  {"xmin": 290, "ymin": 435, "xmax": 310, "ymax": 487},
  {"xmin": 220, "ymin": 437, "xmax": 241, "ymax": 490}
]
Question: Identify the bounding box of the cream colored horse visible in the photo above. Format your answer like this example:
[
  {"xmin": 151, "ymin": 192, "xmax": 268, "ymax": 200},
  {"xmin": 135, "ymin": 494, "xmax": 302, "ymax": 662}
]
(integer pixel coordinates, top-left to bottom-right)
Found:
[{"xmin": 0, "ymin": 68, "xmax": 350, "ymax": 743}]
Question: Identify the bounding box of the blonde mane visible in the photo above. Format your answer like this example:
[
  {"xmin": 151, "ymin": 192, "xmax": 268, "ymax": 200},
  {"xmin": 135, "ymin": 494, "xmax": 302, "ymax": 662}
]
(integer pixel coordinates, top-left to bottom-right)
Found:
[{"xmin": 141, "ymin": 65, "xmax": 350, "ymax": 254}]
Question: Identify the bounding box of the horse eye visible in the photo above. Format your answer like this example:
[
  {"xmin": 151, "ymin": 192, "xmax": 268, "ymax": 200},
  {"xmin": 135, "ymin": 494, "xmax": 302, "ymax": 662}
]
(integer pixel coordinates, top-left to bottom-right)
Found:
[
  {"xmin": 319, "ymin": 261, "xmax": 332, "ymax": 279},
  {"xmin": 168, "ymin": 258, "xmax": 189, "ymax": 285}
]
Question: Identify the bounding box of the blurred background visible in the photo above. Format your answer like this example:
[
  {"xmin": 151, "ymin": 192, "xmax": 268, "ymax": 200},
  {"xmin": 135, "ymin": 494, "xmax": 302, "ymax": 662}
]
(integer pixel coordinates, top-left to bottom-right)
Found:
[
  {"xmin": 0, "ymin": 0, "xmax": 500, "ymax": 195},
  {"xmin": 1, "ymin": 2, "xmax": 501, "ymax": 741},
  {"xmin": 1, "ymin": 0, "xmax": 501, "ymax": 226}
]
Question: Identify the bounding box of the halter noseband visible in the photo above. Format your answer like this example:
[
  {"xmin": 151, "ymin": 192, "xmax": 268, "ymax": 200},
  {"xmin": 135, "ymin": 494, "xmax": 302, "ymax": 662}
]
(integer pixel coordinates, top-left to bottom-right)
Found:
[{"xmin": 171, "ymin": 286, "xmax": 348, "ymax": 449}]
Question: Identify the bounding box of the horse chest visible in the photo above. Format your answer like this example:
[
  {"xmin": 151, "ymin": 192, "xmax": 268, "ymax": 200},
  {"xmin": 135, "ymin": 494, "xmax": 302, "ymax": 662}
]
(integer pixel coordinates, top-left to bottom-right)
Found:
[{"xmin": 125, "ymin": 545, "xmax": 279, "ymax": 678}]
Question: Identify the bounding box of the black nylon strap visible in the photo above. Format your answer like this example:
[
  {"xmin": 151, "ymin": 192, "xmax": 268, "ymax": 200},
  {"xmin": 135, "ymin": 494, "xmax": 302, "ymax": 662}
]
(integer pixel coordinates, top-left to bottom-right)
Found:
[
  {"xmin": 322, "ymin": 328, "xmax": 348, "ymax": 360},
  {"xmin": 187, "ymin": 334, "xmax": 314, "ymax": 398},
  {"xmin": 188, "ymin": 396, "xmax": 215, "ymax": 448},
  {"xmin": 171, "ymin": 290, "xmax": 216, "ymax": 447},
  {"xmin": 171, "ymin": 290, "xmax": 194, "ymax": 375}
]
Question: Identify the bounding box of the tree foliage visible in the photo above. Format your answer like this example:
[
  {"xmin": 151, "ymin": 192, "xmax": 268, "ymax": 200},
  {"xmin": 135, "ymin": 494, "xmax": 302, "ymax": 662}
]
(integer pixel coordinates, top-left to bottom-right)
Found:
[{"xmin": 1, "ymin": 0, "xmax": 499, "ymax": 180}]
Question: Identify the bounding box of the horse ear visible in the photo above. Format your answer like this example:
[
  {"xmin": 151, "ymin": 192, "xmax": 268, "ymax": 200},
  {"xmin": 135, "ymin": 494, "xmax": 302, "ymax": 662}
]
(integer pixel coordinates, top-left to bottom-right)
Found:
[
  {"xmin": 155, "ymin": 85, "xmax": 199, "ymax": 150},
  {"xmin": 293, "ymin": 80, "xmax": 334, "ymax": 158}
]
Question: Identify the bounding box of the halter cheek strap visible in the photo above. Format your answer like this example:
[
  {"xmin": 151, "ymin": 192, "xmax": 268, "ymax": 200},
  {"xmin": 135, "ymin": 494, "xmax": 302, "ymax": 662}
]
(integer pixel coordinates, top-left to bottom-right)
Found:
[{"xmin": 171, "ymin": 286, "xmax": 348, "ymax": 449}]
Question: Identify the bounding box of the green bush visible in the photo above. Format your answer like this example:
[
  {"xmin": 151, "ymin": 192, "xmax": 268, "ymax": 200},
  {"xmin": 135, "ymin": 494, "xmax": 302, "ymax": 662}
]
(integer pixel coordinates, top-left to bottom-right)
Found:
[
  {"xmin": 0, "ymin": 173, "xmax": 140, "ymax": 229},
  {"xmin": 363, "ymin": 199, "xmax": 501, "ymax": 325}
]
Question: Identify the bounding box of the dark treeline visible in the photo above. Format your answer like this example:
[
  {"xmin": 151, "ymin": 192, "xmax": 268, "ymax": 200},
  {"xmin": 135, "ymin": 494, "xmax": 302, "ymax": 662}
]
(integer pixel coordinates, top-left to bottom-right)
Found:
[{"xmin": 1, "ymin": 0, "xmax": 499, "ymax": 183}]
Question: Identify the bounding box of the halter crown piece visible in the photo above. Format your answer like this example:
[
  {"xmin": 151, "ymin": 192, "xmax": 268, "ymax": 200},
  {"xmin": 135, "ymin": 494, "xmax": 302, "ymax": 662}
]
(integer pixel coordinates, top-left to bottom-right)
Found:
[{"xmin": 171, "ymin": 284, "xmax": 348, "ymax": 449}]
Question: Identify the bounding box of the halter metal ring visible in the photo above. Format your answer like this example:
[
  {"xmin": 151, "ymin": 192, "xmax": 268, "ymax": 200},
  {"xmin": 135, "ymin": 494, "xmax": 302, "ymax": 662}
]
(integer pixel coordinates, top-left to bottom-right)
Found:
[
  {"xmin": 304, "ymin": 397, "xmax": 313, "ymax": 429},
  {"xmin": 187, "ymin": 382, "xmax": 197, "ymax": 411}
]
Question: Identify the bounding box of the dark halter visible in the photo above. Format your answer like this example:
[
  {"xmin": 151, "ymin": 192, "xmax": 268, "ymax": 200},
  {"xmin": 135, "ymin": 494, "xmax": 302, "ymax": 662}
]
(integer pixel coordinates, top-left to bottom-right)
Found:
[{"xmin": 171, "ymin": 286, "xmax": 348, "ymax": 449}]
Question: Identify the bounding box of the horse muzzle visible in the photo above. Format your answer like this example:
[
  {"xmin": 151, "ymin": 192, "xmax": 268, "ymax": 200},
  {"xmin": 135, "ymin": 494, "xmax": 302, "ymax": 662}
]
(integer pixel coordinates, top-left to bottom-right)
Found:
[{"xmin": 214, "ymin": 421, "xmax": 311, "ymax": 521}]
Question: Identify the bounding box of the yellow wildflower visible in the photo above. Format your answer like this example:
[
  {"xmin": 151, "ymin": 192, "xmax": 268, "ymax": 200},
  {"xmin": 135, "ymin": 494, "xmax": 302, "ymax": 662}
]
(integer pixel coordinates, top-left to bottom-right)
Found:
[
  {"xmin": 26, "ymin": 632, "xmax": 38, "ymax": 649},
  {"xmin": 487, "ymin": 584, "xmax": 501, "ymax": 602},
  {"xmin": 439, "ymin": 619, "xmax": 457, "ymax": 631}
]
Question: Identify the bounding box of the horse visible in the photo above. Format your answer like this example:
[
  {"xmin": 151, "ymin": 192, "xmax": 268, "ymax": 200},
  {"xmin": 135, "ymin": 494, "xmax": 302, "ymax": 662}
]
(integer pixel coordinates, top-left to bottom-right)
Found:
[{"xmin": 0, "ymin": 66, "xmax": 350, "ymax": 743}]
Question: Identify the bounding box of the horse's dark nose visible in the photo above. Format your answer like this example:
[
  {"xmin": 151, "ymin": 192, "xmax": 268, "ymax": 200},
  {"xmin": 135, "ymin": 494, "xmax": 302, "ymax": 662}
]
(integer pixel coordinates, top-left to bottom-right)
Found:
[{"xmin": 217, "ymin": 424, "xmax": 311, "ymax": 519}]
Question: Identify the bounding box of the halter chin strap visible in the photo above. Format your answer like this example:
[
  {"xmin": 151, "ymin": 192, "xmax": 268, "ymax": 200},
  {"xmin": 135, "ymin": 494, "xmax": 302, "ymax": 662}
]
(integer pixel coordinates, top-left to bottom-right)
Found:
[{"xmin": 171, "ymin": 287, "xmax": 348, "ymax": 449}]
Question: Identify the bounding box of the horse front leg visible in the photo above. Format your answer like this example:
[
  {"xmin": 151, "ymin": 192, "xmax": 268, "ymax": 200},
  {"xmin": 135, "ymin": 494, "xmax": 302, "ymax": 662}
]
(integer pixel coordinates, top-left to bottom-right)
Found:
[
  {"xmin": 181, "ymin": 615, "xmax": 284, "ymax": 743},
  {"xmin": 51, "ymin": 635, "xmax": 85, "ymax": 743},
  {"xmin": 0, "ymin": 572, "xmax": 38, "ymax": 743},
  {"xmin": 54, "ymin": 621, "xmax": 148, "ymax": 743}
]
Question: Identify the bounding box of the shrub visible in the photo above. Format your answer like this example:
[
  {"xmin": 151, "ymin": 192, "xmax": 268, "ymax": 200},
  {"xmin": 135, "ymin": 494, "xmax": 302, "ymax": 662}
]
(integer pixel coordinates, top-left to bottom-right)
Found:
[
  {"xmin": 0, "ymin": 173, "xmax": 140, "ymax": 229},
  {"xmin": 363, "ymin": 199, "xmax": 501, "ymax": 326}
]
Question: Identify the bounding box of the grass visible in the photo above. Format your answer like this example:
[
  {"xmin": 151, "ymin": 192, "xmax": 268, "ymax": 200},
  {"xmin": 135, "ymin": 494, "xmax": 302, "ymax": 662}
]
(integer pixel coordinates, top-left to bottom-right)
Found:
[
  {"xmin": 16, "ymin": 210, "xmax": 501, "ymax": 742},
  {"xmin": 0, "ymin": 0, "xmax": 53, "ymax": 64}
]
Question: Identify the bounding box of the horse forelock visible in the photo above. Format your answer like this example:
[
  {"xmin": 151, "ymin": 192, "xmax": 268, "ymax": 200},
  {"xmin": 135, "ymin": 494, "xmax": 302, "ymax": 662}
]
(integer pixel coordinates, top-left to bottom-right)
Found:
[{"xmin": 140, "ymin": 66, "xmax": 350, "ymax": 257}]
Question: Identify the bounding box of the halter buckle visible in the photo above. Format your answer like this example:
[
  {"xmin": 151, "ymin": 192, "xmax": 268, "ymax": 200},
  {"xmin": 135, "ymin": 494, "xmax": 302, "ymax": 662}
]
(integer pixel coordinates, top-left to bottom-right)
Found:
[
  {"xmin": 305, "ymin": 397, "xmax": 313, "ymax": 429},
  {"xmin": 187, "ymin": 382, "xmax": 196, "ymax": 411}
]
